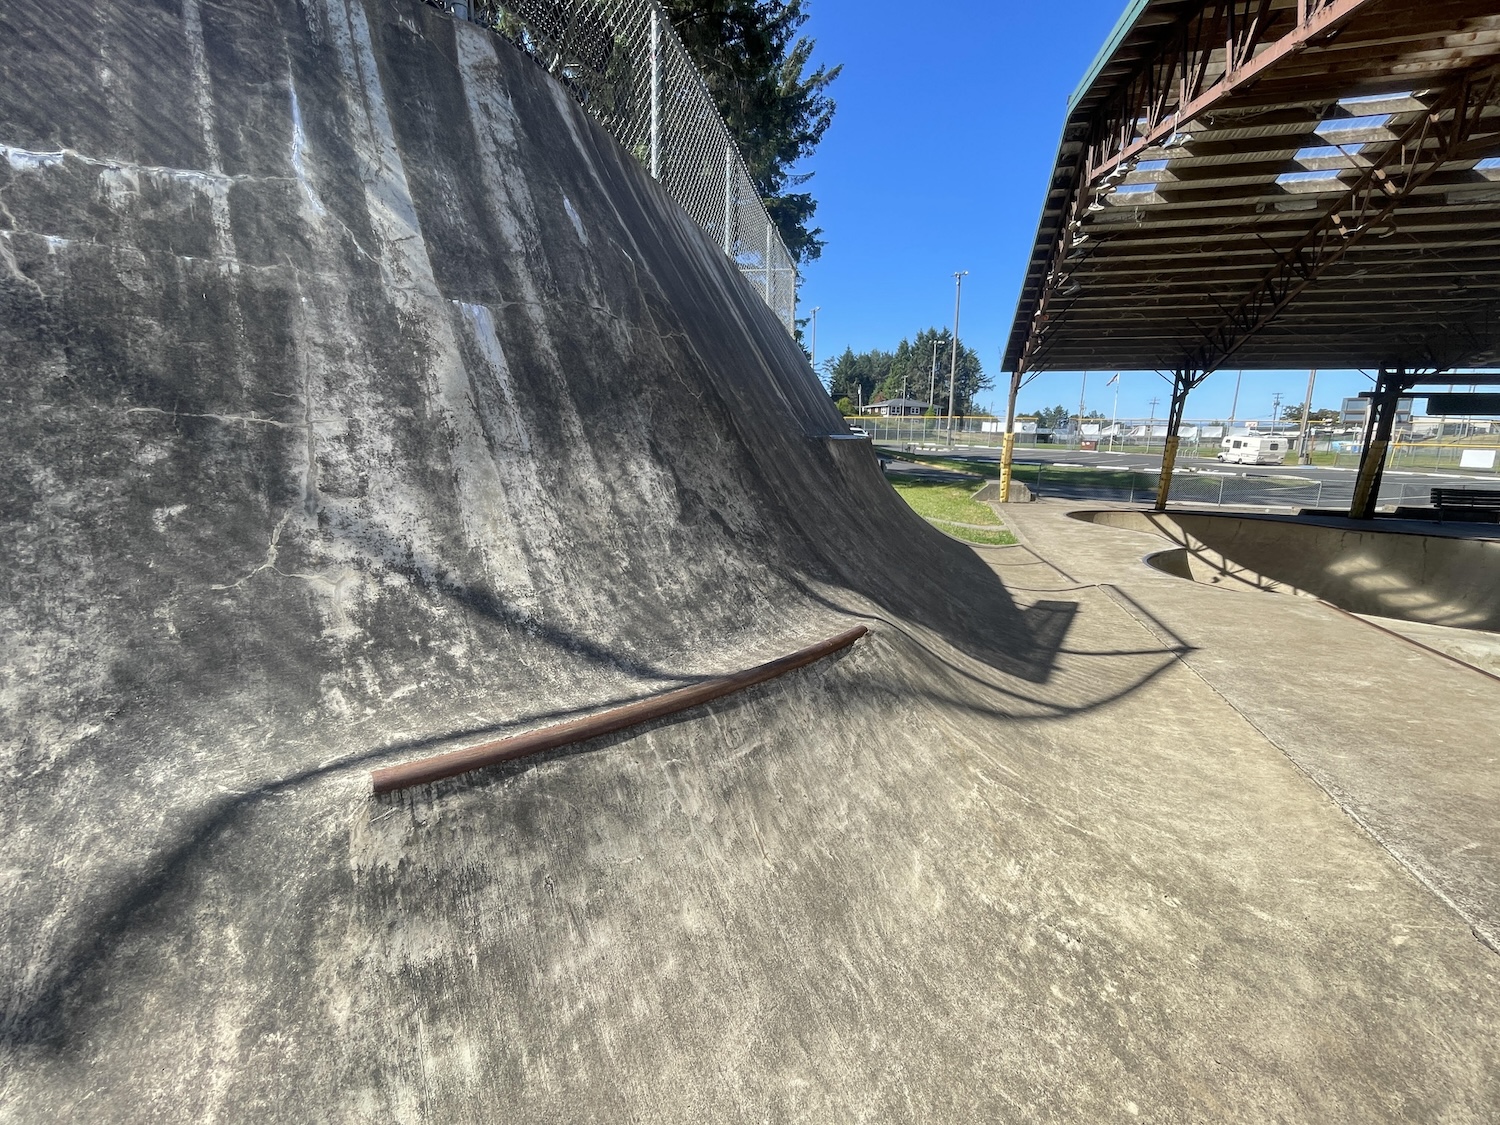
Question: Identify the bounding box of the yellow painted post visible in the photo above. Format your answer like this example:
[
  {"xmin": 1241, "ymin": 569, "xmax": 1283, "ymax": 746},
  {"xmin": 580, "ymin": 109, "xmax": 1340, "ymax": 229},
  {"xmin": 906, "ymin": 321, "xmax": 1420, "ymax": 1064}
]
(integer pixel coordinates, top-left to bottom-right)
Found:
[
  {"xmin": 1000, "ymin": 431, "xmax": 1017, "ymax": 502},
  {"xmin": 1153, "ymin": 435, "xmax": 1180, "ymax": 511},
  {"xmin": 1350, "ymin": 438, "xmax": 1388, "ymax": 518}
]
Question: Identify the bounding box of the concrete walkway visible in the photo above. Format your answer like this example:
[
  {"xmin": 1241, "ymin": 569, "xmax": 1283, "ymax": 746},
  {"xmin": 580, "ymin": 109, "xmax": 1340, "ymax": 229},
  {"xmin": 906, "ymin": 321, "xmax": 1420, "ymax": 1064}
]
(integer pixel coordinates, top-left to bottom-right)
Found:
[{"xmin": 995, "ymin": 498, "xmax": 1500, "ymax": 951}]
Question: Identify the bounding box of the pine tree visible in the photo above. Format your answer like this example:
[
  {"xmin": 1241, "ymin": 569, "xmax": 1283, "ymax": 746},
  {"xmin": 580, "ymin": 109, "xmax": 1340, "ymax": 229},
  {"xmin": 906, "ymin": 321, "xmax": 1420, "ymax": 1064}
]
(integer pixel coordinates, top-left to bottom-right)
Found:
[{"xmin": 661, "ymin": 0, "xmax": 840, "ymax": 264}]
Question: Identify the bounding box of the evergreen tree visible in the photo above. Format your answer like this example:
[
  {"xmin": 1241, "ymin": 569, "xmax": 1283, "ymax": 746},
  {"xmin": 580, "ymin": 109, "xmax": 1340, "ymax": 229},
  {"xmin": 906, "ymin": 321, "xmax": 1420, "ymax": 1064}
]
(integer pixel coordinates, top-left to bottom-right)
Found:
[
  {"xmin": 661, "ymin": 0, "xmax": 840, "ymax": 264},
  {"xmin": 825, "ymin": 328, "xmax": 991, "ymax": 416},
  {"xmin": 825, "ymin": 346, "xmax": 892, "ymax": 408}
]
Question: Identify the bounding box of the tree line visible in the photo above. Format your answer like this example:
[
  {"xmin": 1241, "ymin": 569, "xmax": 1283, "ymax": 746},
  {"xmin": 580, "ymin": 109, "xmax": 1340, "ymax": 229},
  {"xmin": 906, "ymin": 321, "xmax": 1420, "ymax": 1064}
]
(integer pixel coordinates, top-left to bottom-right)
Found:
[{"xmin": 825, "ymin": 328, "xmax": 992, "ymax": 416}]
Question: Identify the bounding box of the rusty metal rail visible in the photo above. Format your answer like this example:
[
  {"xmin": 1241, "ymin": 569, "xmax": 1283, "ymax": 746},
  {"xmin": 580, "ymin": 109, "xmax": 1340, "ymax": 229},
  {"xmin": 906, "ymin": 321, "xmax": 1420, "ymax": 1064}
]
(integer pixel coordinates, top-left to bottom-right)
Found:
[{"xmin": 372, "ymin": 625, "xmax": 869, "ymax": 794}]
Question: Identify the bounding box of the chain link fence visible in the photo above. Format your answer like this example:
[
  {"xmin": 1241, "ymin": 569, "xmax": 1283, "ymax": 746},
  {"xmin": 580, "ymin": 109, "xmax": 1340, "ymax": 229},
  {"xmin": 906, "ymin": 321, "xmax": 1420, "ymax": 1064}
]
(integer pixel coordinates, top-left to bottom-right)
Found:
[
  {"xmin": 448, "ymin": 0, "xmax": 797, "ymax": 334},
  {"xmin": 855, "ymin": 415, "xmax": 1500, "ymax": 477},
  {"xmin": 1011, "ymin": 466, "xmax": 1479, "ymax": 513}
]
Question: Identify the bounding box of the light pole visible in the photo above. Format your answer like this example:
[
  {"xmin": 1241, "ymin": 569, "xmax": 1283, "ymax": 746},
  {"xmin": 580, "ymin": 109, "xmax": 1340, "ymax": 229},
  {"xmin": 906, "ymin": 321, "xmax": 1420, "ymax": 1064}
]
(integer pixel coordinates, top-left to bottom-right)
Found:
[
  {"xmin": 928, "ymin": 336, "xmax": 940, "ymax": 408},
  {"xmin": 1108, "ymin": 373, "xmax": 1119, "ymax": 452},
  {"xmin": 809, "ymin": 306, "xmax": 821, "ymax": 369},
  {"xmin": 1298, "ymin": 369, "xmax": 1317, "ymax": 465},
  {"xmin": 1077, "ymin": 371, "xmax": 1089, "ymax": 449},
  {"xmin": 947, "ymin": 270, "xmax": 968, "ymax": 442}
]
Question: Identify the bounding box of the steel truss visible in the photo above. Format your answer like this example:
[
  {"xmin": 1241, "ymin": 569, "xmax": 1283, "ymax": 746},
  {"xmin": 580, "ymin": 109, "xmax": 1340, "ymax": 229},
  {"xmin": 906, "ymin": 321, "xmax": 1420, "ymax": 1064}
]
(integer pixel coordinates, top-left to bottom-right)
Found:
[
  {"xmin": 1185, "ymin": 60, "xmax": 1500, "ymax": 376},
  {"xmin": 1007, "ymin": 0, "xmax": 1500, "ymax": 513},
  {"xmin": 1083, "ymin": 0, "xmax": 1364, "ymax": 192},
  {"xmin": 1025, "ymin": 0, "xmax": 1366, "ymax": 363}
]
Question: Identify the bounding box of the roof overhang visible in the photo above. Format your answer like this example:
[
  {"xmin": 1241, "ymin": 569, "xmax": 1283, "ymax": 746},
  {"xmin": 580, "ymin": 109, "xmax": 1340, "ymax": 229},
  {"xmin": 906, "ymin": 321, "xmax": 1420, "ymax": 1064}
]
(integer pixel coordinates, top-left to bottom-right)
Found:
[{"xmin": 1005, "ymin": 0, "xmax": 1500, "ymax": 377}]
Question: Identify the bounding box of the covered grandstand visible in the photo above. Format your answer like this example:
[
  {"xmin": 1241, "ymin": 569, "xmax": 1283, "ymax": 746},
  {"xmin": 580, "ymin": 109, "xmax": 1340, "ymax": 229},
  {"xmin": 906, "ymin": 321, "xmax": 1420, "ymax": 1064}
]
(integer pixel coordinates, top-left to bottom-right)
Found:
[{"xmin": 1003, "ymin": 0, "xmax": 1500, "ymax": 513}]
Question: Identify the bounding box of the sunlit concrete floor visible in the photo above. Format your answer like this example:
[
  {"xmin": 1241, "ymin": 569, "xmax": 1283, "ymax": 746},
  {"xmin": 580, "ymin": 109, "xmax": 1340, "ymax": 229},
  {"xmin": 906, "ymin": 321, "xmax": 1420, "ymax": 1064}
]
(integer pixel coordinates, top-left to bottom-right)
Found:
[{"xmin": 993, "ymin": 498, "xmax": 1500, "ymax": 951}]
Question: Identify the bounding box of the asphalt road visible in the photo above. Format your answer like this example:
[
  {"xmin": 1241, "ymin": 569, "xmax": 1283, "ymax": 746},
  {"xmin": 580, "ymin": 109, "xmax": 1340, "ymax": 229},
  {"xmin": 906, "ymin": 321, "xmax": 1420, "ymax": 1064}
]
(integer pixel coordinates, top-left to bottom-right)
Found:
[{"xmin": 877, "ymin": 441, "xmax": 1492, "ymax": 492}]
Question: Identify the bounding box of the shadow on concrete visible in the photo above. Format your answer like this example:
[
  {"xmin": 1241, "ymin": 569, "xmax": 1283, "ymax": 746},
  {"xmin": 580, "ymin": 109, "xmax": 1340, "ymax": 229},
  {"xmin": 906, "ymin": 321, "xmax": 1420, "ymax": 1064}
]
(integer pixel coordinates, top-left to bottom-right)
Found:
[{"xmin": 1, "ymin": 570, "xmax": 1196, "ymax": 1055}]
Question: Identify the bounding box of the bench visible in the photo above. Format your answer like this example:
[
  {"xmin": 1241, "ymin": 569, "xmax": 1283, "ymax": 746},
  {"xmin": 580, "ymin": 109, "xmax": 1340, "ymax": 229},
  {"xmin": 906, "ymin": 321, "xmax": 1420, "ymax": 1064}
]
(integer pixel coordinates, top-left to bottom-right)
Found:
[
  {"xmin": 1408, "ymin": 487, "xmax": 1500, "ymax": 523},
  {"xmin": 1432, "ymin": 487, "xmax": 1500, "ymax": 510}
]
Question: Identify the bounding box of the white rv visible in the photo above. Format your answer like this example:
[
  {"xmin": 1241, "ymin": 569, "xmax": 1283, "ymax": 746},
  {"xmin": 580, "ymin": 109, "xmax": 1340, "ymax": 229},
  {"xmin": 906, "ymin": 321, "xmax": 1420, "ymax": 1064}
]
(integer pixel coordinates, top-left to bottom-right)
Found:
[{"xmin": 1217, "ymin": 434, "xmax": 1287, "ymax": 465}]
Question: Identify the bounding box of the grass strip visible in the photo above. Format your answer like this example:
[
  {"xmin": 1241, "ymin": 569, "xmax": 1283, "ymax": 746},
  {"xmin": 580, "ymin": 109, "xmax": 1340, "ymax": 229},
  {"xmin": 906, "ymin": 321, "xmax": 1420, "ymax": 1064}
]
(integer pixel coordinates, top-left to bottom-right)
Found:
[{"xmin": 887, "ymin": 474, "xmax": 1016, "ymax": 546}]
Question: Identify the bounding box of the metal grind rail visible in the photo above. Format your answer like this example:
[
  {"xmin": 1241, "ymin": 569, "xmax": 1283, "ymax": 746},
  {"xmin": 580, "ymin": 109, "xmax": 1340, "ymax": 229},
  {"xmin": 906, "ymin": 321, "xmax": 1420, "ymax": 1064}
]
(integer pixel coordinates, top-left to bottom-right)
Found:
[{"xmin": 372, "ymin": 625, "xmax": 867, "ymax": 794}]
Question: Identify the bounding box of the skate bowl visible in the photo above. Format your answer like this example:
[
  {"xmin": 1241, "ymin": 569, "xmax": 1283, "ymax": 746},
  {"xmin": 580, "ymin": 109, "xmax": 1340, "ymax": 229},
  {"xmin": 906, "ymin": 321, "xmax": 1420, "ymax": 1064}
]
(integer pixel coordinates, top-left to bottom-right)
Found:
[{"xmin": 1071, "ymin": 509, "xmax": 1500, "ymax": 630}]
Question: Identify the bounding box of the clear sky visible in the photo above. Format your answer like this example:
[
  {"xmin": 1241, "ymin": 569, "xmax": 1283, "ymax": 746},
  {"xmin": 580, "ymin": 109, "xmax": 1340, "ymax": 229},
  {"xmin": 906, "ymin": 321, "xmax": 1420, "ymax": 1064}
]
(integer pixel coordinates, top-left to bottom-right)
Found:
[{"xmin": 790, "ymin": 0, "xmax": 1391, "ymax": 422}]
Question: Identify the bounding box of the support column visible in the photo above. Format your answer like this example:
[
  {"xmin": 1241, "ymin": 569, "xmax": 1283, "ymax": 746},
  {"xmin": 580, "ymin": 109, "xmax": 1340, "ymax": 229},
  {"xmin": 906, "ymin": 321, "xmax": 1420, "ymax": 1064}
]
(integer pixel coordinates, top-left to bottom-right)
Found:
[
  {"xmin": 999, "ymin": 370, "xmax": 1022, "ymax": 502},
  {"xmin": 1152, "ymin": 369, "xmax": 1192, "ymax": 511},
  {"xmin": 1350, "ymin": 368, "xmax": 1405, "ymax": 519}
]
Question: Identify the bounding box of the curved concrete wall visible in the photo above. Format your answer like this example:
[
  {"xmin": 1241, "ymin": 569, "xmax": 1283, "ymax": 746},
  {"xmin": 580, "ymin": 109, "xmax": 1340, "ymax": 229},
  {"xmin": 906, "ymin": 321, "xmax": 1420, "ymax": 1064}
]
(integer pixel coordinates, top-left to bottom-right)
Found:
[
  {"xmin": 0, "ymin": 1, "xmax": 1047, "ymax": 1116},
  {"xmin": 1074, "ymin": 510, "xmax": 1500, "ymax": 630}
]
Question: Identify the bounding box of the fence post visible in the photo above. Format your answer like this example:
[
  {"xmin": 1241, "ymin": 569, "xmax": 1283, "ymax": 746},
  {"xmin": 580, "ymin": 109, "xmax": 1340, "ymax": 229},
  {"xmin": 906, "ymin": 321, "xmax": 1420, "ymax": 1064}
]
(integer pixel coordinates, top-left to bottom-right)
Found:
[
  {"xmin": 649, "ymin": 10, "xmax": 661, "ymax": 179},
  {"xmin": 1218, "ymin": 476, "xmax": 1225, "ymax": 506},
  {"xmin": 723, "ymin": 145, "xmax": 734, "ymax": 256},
  {"xmin": 764, "ymin": 220, "xmax": 773, "ymax": 304}
]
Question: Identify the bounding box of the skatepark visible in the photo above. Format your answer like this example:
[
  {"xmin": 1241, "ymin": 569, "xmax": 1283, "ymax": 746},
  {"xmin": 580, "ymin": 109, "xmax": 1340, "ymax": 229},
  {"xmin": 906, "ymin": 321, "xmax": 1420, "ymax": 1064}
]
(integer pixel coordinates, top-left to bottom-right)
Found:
[{"xmin": 2, "ymin": 0, "xmax": 1498, "ymax": 1120}]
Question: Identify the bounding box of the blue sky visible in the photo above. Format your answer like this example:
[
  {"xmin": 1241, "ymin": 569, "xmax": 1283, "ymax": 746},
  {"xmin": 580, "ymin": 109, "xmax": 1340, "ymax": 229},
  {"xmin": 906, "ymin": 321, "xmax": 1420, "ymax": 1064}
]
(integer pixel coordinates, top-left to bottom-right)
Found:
[{"xmin": 791, "ymin": 0, "xmax": 1385, "ymax": 421}]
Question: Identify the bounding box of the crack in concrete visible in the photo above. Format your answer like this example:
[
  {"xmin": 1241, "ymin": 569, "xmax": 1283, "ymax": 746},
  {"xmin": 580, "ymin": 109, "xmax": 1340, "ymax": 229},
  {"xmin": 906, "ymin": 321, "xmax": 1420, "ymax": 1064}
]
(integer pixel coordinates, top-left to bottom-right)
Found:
[
  {"xmin": 1, "ymin": 143, "xmax": 294, "ymax": 192},
  {"xmin": 300, "ymin": 353, "xmax": 321, "ymax": 518},
  {"xmin": 124, "ymin": 406, "xmax": 304, "ymax": 429},
  {"xmin": 210, "ymin": 511, "xmax": 293, "ymax": 590}
]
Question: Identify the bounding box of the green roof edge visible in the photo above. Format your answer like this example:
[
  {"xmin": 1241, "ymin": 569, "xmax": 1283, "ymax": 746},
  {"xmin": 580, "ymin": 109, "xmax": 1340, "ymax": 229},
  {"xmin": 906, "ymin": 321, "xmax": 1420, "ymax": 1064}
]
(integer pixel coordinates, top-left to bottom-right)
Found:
[{"xmin": 1067, "ymin": 0, "xmax": 1154, "ymax": 114}]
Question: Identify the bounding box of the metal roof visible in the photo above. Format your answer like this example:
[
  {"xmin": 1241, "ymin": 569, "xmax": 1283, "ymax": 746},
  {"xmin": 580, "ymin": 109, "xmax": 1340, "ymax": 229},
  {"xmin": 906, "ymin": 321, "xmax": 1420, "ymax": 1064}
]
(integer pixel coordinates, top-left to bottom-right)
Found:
[{"xmin": 1005, "ymin": 0, "xmax": 1500, "ymax": 376}]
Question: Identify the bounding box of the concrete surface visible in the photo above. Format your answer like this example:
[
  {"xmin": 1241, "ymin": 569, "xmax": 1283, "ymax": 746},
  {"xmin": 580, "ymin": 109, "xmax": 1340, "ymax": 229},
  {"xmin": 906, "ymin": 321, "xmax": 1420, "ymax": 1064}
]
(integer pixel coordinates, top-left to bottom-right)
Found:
[
  {"xmin": 1002, "ymin": 501, "xmax": 1500, "ymax": 953},
  {"xmin": 3, "ymin": 2, "xmax": 1499, "ymax": 1121},
  {"xmin": 1361, "ymin": 617, "xmax": 1500, "ymax": 677}
]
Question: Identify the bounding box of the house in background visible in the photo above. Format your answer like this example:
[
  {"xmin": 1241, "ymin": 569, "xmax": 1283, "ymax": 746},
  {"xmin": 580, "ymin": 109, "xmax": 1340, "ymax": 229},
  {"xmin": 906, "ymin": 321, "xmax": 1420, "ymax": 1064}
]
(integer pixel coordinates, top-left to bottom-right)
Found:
[{"xmin": 866, "ymin": 397, "xmax": 929, "ymax": 417}]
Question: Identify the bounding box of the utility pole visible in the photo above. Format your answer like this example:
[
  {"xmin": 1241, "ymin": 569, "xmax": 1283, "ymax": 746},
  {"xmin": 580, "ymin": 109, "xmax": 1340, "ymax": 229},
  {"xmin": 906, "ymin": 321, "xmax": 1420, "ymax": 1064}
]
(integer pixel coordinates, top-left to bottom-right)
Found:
[
  {"xmin": 928, "ymin": 336, "xmax": 939, "ymax": 410},
  {"xmin": 947, "ymin": 271, "xmax": 968, "ymax": 443},
  {"xmin": 1298, "ymin": 369, "xmax": 1317, "ymax": 465},
  {"xmin": 1227, "ymin": 369, "xmax": 1242, "ymax": 433},
  {"xmin": 1148, "ymin": 397, "xmax": 1159, "ymax": 452},
  {"xmin": 1271, "ymin": 391, "xmax": 1283, "ymax": 432},
  {"xmin": 809, "ymin": 306, "xmax": 820, "ymax": 369},
  {"xmin": 1077, "ymin": 371, "xmax": 1089, "ymax": 449},
  {"xmin": 1109, "ymin": 373, "xmax": 1119, "ymax": 452}
]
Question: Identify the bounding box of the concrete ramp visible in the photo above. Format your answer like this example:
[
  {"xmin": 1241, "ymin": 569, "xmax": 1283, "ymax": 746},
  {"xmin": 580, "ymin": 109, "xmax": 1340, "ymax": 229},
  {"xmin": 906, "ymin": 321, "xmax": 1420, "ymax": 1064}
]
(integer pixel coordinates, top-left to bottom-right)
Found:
[{"xmin": 4, "ymin": 3, "xmax": 1500, "ymax": 1120}]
